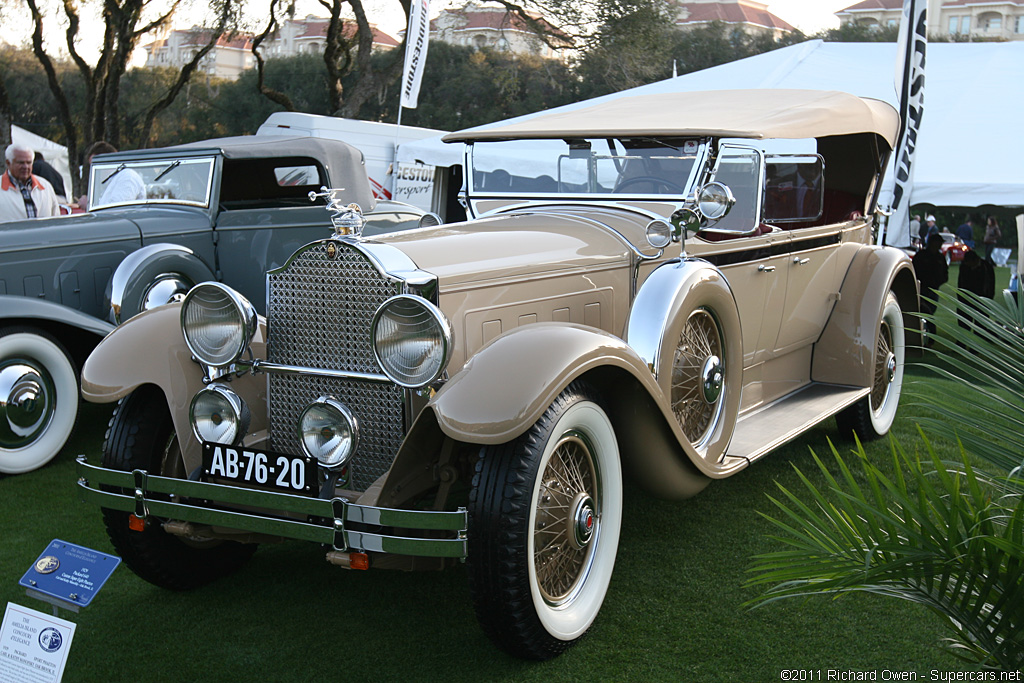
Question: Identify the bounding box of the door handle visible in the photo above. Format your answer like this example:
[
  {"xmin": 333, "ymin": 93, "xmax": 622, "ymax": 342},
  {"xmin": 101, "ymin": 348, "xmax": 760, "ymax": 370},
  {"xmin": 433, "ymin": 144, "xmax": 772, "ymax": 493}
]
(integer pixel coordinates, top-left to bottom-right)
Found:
[
  {"xmin": 758, "ymin": 264, "xmax": 776, "ymax": 273},
  {"xmin": 793, "ymin": 257, "xmax": 810, "ymax": 265}
]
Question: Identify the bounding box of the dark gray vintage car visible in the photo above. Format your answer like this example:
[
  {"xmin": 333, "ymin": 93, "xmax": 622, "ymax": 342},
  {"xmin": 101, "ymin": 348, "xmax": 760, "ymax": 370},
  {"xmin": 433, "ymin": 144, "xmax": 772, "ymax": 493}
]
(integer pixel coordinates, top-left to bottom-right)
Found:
[{"xmin": 0, "ymin": 135, "xmax": 431, "ymax": 474}]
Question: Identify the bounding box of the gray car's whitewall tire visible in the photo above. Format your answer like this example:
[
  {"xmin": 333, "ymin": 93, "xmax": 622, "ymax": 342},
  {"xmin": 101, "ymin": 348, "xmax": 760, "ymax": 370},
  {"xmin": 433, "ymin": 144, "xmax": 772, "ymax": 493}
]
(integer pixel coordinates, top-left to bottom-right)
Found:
[
  {"xmin": 467, "ymin": 382, "xmax": 622, "ymax": 660},
  {"xmin": 836, "ymin": 292, "xmax": 904, "ymax": 440},
  {"xmin": 0, "ymin": 327, "xmax": 79, "ymax": 474}
]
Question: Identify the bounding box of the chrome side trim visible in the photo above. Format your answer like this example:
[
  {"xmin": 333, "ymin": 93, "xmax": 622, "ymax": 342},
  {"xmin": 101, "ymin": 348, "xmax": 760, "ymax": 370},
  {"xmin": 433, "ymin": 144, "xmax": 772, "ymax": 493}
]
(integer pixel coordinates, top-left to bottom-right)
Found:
[{"xmin": 76, "ymin": 456, "xmax": 467, "ymax": 558}]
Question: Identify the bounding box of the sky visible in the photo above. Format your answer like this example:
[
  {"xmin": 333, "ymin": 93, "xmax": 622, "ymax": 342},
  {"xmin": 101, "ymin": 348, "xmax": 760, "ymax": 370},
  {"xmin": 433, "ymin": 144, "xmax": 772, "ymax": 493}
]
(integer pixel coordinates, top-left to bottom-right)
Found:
[{"xmin": 0, "ymin": 0, "xmax": 852, "ymax": 66}]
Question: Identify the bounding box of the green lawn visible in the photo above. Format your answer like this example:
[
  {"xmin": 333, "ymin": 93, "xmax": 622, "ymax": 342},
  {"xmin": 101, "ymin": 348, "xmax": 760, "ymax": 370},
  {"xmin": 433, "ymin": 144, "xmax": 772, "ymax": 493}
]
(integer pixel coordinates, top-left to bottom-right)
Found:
[{"xmin": 4, "ymin": 270, "xmax": 1011, "ymax": 682}]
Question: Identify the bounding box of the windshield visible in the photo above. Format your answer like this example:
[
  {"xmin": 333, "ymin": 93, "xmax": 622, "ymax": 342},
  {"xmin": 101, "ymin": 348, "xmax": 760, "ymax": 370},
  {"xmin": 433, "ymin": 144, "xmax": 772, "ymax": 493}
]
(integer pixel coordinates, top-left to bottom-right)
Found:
[
  {"xmin": 468, "ymin": 138, "xmax": 705, "ymax": 198},
  {"xmin": 88, "ymin": 156, "xmax": 216, "ymax": 210}
]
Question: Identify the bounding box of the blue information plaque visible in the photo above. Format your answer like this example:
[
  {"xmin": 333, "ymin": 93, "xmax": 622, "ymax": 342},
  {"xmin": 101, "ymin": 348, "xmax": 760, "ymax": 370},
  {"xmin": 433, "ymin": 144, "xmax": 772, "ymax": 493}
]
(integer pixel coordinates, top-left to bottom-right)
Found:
[{"xmin": 19, "ymin": 539, "xmax": 121, "ymax": 608}]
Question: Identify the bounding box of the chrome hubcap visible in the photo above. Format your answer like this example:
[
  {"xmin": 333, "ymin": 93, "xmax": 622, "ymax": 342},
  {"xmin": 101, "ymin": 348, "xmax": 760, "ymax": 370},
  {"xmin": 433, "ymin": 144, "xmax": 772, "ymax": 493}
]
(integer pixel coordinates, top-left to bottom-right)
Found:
[
  {"xmin": 885, "ymin": 352, "xmax": 897, "ymax": 384},
  {"xmin": 0, "ymin": 361, "xmax": 56, "ymax": 448},
  {"xmin": 569, "ymin": 493, "xmax": 596, "ymax": 550},
  {"xmin": 701, "ymin": 355, "xmax": 724, "ymax": 404}
]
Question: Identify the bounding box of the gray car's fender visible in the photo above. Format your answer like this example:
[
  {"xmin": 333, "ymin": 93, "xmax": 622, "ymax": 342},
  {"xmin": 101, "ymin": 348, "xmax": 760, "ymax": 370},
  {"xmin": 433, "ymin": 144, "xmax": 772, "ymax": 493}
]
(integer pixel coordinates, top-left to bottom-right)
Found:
[
  {"xmin": 107, "ymin": 243, "xmax": 216, "ymax": 324},
  {"xmin": 0, "ymin": 295, "xmax": 115, "ymax": 340}
]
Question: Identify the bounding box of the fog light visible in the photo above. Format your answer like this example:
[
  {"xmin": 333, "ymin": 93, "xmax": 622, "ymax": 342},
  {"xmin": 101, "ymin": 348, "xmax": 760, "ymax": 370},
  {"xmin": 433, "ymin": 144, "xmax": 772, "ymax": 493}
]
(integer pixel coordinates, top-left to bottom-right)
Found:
[
  {"xmin": 190, "ymin": 384, "xmax": 250, "ymax": 445},
  {"xmin": 298, "ymin": 396, "xmax": 358, "ymax": 470}
]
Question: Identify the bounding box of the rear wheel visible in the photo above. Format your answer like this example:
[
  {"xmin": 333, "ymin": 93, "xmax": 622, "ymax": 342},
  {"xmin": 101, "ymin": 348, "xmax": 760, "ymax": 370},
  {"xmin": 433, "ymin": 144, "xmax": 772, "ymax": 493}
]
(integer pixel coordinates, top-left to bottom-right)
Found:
[
  {"xmin": 0, "ymin": 327, "xmax": 79, "ymax": 474},
  {"xmin": 101, "ymin": 385, "xmax": 256, "ymax": 590},
  {"xmin": 836, "ymin": 292, "xmax": 905, "ymax": 440},
  {"xmin": 467, "ymin": 382, "xmax": 622, "ymax": 660}
]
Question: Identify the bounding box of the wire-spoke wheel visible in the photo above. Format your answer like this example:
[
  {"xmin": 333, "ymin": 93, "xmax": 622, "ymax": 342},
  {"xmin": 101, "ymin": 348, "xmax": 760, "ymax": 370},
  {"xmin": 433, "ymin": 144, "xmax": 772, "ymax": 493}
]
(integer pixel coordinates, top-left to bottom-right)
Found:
[
  {"xmin": 671, "ymin": 308, "xmax": 726, "ymax": 454},
  {"xmin": 467, "ymin": 382, "xmax": 622, "ymax": 660},
  {"xmin": 837, "ymin": 292, "xmax": 905, "ymax": 440}
]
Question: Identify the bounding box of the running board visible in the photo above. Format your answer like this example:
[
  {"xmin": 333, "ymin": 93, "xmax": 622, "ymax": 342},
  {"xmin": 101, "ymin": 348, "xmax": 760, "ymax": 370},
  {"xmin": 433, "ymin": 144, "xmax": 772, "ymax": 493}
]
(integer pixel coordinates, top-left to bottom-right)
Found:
[{"xmin": 726, "ymin": 383, "xmax": 869, "ymax": 464}]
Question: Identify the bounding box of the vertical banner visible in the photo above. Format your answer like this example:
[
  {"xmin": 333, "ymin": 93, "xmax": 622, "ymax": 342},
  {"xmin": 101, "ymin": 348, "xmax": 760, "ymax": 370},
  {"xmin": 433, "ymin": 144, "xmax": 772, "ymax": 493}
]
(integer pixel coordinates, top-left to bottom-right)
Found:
[
  {"xmin": 400, "ymin": 0, "xmax": 431, "ymax": 110},
  {"xmin": 879, "ymin": 0, "xmax": 926, "ymax": 247}
]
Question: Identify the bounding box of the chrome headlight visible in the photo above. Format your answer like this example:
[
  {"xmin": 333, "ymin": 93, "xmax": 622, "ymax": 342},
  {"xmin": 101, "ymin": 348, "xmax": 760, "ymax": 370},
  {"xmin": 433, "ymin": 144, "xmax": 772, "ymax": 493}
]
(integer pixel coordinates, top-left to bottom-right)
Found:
[
  {"xmin": 371, "ymin": 295, "xmax": 452, "ymax": 388},
  {"xmin": 181, "ymin": 283, "xmax": 257, "ymax": 367},
  {"xmin": 190, "ymin": 384, "xmax": 250, "ymax": 445},
  {"xmin": 298, "ymin": 396, "xmax": 357, "ymax": 470}
]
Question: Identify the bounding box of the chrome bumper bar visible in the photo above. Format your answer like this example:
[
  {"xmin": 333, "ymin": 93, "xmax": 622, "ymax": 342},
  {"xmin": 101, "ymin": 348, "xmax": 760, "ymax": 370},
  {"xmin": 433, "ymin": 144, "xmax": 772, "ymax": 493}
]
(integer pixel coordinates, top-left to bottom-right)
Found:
[{"xmin": 76, "ymin": 456, "xmax": 467, "ymax": 559}]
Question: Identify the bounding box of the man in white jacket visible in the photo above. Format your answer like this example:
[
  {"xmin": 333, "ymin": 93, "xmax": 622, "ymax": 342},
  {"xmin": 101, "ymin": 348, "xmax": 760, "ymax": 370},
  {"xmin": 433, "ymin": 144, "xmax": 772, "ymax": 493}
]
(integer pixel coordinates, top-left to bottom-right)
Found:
[{"xmin": 0, "ymin": 143, "xmax": 60, "ymax": 222}]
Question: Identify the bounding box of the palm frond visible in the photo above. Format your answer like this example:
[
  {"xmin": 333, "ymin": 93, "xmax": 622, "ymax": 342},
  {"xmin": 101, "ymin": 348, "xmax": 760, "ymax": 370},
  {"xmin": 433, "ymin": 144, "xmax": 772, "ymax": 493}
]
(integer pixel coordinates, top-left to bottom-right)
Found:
[{"xmin": 746, "ymin": 438, "xmax": 1024, "ymax": 670}]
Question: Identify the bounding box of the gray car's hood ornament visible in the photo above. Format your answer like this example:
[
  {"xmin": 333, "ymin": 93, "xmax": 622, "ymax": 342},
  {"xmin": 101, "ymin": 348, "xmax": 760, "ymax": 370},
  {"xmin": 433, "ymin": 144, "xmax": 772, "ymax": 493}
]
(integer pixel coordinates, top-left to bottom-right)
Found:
[{"xmin": 309, "ymin": 186, "xmax": 366, "ymax": 237}]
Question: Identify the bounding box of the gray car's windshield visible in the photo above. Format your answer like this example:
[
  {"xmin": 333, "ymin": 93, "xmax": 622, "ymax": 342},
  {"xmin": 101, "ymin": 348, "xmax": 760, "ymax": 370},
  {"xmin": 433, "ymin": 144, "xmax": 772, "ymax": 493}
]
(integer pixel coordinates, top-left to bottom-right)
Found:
[
  {"xmin": 88, "ymin": 157, "xmax": 216, "ymax": 210},
  {"xmin": 468, "ymin": 138, "xmax": 705, "ymax": 198}
]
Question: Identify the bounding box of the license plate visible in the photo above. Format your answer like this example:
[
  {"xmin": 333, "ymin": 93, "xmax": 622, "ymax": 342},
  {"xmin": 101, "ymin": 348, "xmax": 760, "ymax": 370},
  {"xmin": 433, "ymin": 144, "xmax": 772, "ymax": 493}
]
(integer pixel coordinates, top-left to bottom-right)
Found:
[{"xmin": 202, "ymin": 443, "xmax": 317, "ymax": 494}]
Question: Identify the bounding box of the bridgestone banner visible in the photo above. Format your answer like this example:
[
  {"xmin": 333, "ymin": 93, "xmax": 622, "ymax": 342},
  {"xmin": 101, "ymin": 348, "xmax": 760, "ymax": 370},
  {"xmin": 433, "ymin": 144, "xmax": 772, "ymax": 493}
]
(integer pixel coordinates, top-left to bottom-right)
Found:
[
  {"xmin": 401, "ymin": 0, "xmax": 431, "ymax": 110},
  {"xmin": 881, "ymin": 0, "xmax": 926, "ymax": 247}
]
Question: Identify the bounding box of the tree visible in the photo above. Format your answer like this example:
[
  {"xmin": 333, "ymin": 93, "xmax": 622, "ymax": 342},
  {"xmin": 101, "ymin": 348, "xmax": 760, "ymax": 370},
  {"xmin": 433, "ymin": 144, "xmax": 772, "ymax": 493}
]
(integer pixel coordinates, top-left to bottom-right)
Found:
[{"xmin": 18, "ymin": 0, "xmax": 243, "ymax": 194}]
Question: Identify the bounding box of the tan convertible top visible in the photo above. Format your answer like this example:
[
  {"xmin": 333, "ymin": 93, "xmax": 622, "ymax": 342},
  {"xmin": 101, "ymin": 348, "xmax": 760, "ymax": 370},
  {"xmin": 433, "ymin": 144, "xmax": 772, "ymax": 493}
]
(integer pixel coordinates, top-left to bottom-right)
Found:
[{"xmin": 443, "ymin": 89, "xmax": 900, "ymax": 147}]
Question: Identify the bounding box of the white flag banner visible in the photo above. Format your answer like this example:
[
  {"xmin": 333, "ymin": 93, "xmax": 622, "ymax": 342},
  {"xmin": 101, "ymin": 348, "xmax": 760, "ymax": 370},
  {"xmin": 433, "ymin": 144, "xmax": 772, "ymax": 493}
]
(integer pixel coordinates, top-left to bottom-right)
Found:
[
  {"xmin": 401, "ymin": 0, "xmax": 431, "ymax": 109},
  {"xmin": 879, "ymin": 0, "xmax": 926, "ymax": 247}
]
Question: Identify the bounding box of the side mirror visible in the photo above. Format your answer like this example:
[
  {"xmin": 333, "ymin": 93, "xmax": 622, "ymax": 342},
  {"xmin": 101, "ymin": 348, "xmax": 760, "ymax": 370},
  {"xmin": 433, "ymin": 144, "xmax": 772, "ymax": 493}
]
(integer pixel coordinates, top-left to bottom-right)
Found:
[{"xmin": 697, "ymin": 182, "xmax": 735, "ymax": 224}]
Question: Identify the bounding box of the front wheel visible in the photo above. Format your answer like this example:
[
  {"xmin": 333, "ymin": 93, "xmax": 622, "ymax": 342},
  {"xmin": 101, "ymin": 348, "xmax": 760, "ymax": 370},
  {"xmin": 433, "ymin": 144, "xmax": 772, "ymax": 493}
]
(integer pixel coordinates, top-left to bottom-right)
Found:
[
  {"xmin": 101, "ymin": 385, "xmax": 256, "ymax": 590},
  {"xmin": 836, "ymin": 292, "xmax": 905, "ymax": 440},
  {"xmin": 0, "ymin": 327, "xmax": 80, "ymax": 474},
  {"xmin": 467, "ymin": 382, "xmax": 622, "ymax": 660}
]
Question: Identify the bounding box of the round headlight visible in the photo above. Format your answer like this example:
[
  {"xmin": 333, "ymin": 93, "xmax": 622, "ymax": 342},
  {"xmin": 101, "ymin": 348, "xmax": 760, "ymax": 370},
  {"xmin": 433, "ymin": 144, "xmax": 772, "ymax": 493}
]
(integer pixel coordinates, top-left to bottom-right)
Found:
[
  {"xmin": 645, "ymin": 219, "xmax": 673, "ymax": 249},
  {"xmin": 181, "ymin": 283, "xmax": 257, "ymax": 367},
  {"xmin": 190, "ymin": 384, "xmax": 250, "ymax": 445},
  {"xmin": 298, "ymin": 397, "xmax": 357, "ymax": 469},
  {"xmin": 371, "ymin": 295, "xmax": 452, "ymax": 388}
]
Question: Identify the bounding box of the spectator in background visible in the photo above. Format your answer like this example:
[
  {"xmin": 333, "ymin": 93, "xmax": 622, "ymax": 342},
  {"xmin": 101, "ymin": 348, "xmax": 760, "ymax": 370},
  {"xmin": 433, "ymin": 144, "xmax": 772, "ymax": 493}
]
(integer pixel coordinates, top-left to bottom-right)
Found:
[
  {"xmin": 910, "ymin": 214, "xmax": 921, "ymax": 245},
  {"xmin": 0, "ymin": 143, "xmax": 60, "ymax": 222},
  {"xmin": 956, "ymin": 249, "xmax": 995, "ymax": 334},
  {"xmin": 78, "ymin": 141, "xmax": 146, "ymax": 209},
  {"xmin": 32, "ymin": 152, "xmax": 67, "ymax": 203},
  {"xmin": 920, "ymin": 214, "xmax": 939, "ymax": 241},
  {"xmin": 983, "ymin": 216, "xmax": 1001, "ymax": 260},
  {"xmin": 912, "ymin": 232, "xmax": 948, "ymax": 344},
  {"xmin": 955, "ymin": 217, "xmax": 975, "ymax": 249}
]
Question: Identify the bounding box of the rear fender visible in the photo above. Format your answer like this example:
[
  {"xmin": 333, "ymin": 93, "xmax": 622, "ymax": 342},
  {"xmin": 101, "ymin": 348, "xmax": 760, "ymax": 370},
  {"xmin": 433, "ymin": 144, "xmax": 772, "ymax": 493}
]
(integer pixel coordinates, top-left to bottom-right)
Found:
[
  {"xmin": 425, "ymin": 323, "xmax": 712, "ymax": 498},
  {"xmin": 813, "ymin": 245, "xmax": 918, "ymax": 386},
  {"xmin": 81, "ymin": 303, "xmax": 267, "ymax": 473},
  {"xmin": 108, "ymin": 244, "xmax": 215, "ymax": 324}
]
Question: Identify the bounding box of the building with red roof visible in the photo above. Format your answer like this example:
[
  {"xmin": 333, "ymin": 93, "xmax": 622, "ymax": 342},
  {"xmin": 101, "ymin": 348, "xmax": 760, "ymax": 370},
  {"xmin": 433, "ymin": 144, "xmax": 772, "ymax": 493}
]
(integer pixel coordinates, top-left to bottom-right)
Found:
[
  {"xmin": 836, "ymin": 0, "xmax": 1024, "ymax": 40},
  {"xmin": 671, "ymin": 0, "xmax": 797, "ymax": 39},
  {"xmin": 429, "ymin": 2, "xmax": 571, "ymax": 59}
]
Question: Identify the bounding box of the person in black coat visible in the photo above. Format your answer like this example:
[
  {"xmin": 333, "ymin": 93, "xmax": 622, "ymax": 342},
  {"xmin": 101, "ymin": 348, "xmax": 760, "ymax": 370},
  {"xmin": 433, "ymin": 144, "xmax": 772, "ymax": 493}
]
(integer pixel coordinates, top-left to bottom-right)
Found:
[
  {"xmin": 32, "ymin": 152, "xmax": 67, "ymax": 202},
  {"xmin": 912, "ymin": 233, "xmax": 948, "ymax": 340}
]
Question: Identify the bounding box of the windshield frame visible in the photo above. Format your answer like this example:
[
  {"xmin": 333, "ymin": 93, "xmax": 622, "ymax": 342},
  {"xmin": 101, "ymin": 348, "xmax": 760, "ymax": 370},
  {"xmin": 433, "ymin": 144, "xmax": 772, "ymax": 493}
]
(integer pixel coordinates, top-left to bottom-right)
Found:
[
  {"xmin": 465, "ymin": 137, "xmax": 709, "ymax": 212},
  {"xmin": 87, "ymin": 155, "xmax": 217, "ymax": 211}
]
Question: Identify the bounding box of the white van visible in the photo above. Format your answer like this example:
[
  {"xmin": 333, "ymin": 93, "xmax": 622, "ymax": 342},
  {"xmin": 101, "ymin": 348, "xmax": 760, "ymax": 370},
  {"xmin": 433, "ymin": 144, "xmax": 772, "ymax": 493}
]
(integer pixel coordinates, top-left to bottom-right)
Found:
[{"xmin": 257, "ymin": 112, "xmax": 444, "ymax": 212}]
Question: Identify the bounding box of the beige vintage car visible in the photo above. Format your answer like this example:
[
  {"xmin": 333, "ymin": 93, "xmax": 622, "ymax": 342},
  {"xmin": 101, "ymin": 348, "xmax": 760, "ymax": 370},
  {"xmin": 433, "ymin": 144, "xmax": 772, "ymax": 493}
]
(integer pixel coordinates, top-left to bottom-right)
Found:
[{"xmin": 76, "ymin": 89, "xmax": 918, "ymax": 660}]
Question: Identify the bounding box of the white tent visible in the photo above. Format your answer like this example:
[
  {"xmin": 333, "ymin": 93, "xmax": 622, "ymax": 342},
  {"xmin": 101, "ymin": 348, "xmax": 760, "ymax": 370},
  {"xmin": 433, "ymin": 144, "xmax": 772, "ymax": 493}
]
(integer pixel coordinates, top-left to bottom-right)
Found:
[
  {"xmin": 10, "ymin": 125, "xmax": 73, "ymax": 200},
  {"xmin": 397, "ymin": 40, "xmax": 1024, "ymax": 210}
]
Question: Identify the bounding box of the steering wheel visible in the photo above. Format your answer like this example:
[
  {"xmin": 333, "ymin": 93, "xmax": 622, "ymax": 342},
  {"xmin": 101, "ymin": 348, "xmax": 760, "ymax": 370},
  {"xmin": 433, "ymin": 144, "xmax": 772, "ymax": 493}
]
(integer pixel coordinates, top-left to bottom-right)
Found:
[{"xmin": 613, "ymin": 176, "xmax": 685, "ymax": 194}]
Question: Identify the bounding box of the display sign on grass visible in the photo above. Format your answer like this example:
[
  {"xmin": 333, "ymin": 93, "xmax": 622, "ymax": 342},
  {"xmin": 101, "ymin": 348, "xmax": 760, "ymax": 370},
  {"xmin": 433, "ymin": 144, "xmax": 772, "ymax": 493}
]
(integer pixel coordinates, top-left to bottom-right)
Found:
[
  {"xmin": 18, "ymin": 540, "xmax": 120, "ymax": 609},
  {"xmin": 1, "ymin": 603, "xmax": 76, "ymax": 683}
]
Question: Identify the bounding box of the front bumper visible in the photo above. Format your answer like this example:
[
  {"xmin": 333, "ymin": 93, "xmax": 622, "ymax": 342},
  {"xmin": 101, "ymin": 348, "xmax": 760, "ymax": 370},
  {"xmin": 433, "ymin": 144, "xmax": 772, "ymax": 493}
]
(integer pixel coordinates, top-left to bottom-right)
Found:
[{"xmin": 76, "ymin": 456, "xmax": 467, "ymax": 559}]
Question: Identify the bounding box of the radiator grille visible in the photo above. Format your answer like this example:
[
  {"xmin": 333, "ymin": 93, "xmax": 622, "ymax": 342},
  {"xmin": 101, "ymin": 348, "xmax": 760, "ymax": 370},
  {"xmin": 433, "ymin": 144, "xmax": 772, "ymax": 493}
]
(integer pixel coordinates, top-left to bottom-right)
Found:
[{"xmin": 267, "ymin": 241, "xmax": 405, "ymax": 491}]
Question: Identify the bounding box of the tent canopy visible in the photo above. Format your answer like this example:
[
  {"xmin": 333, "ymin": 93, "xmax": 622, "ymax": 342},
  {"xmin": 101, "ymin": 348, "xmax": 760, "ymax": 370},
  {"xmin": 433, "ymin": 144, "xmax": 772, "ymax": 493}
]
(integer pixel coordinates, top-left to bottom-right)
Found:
[{"xmin": 399, "ymin": 40, "xmax": 1024, "ymax": 209}]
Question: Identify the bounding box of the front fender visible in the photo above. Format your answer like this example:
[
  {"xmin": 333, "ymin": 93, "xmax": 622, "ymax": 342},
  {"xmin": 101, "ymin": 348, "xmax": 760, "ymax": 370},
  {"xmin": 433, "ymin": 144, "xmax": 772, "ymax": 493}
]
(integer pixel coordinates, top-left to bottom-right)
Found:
[
  {"xmin": 813, "ymin": 245, "xmax": 918, "ymax": 387},
  {"xmin": 0, "ymin": 295, "xmax": 114, "ymax": 338},
  {"xmin": 108, "ymin": 243, "xmax": 216, "ymax": 324},
  {"xmin": 426, "ymin": 322, "xmax": 712, "ymax": 498},
  {"xmin": 81, "ymin": 302, "xmax": 268, "ymax": 474}
]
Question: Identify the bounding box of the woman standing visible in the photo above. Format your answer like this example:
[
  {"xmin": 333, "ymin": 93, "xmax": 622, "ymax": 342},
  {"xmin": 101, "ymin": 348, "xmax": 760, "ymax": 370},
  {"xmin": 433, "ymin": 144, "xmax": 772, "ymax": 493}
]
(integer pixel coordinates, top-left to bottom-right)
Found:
[{"xmin": 984, "ymin": 216, "xmax": 1002, "ymax": 260}]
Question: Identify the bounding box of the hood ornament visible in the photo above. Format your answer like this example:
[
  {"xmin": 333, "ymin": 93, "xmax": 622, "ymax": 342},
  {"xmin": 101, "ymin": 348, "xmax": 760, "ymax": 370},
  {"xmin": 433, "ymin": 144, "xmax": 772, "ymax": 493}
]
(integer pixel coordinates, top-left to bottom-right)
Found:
[{"xmin": 309, "ymin": 186, "xmax": 366, "ymax": 238}]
